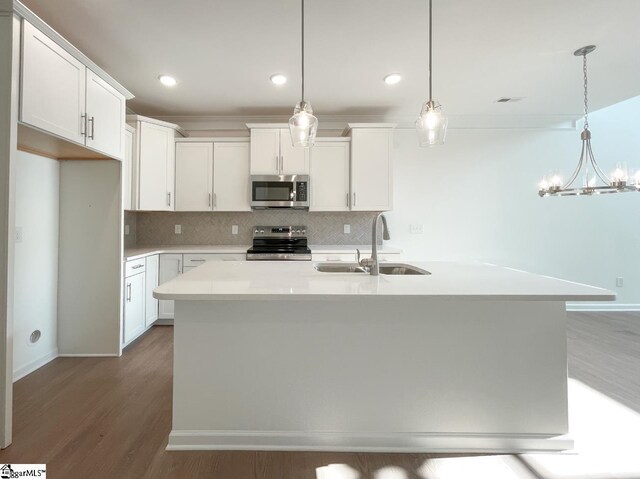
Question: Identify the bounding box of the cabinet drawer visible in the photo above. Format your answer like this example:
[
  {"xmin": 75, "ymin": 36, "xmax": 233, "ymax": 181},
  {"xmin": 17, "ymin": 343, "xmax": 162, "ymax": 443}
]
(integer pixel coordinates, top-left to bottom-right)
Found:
[
  {"xmin": 125, "ymin": 258, "xmax": 146, "ymax": 277},
  {"xmin": 183, "ymin": 253, "xmax": 245, "ymax": 266}
]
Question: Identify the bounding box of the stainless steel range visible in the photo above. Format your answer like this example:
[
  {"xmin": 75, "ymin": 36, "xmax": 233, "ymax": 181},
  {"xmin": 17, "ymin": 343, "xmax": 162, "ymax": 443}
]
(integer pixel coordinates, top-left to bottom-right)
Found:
[{"xmin": 246, "ymin": 226, "xmax": 312, "ymax": 261}]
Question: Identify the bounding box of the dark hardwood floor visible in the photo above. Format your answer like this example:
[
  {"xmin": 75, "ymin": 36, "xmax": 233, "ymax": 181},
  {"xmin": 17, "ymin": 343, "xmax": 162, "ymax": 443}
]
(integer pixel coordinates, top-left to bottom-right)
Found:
[{"xmin": 0, "ymin": 312, "xmax": 638, "ymax": 478}]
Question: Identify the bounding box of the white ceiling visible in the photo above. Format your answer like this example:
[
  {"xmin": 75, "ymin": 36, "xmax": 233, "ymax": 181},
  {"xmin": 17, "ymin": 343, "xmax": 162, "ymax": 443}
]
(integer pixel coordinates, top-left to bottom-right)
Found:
[{"xmin": 21, "ymin": 0, "xmax": 640, "ymax": 120}]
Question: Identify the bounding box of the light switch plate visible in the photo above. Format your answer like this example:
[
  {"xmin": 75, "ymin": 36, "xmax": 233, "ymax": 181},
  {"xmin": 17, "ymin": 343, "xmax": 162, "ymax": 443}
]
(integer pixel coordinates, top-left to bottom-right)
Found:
[
  {"xmin": 15, "ymin": 226, "xmax": 23, "ymax": 243},
  {"xmin": 175, "ymin": 225, "xmax": 182, "ymax": 235},
  {"xmin": 410, "ymin": 224, "xmax": 424, "ymax": 234},
  {"xmin": 343, "ymin": 224, "xmax": 351, "ymax": 234},
  {"xmin": 232, "ymin": 225, "xmax": 239, "ymax": 235},
  {"xmin": 616, "ymin": 277, "xmax": 624, "ymax": 287},
  {"xmin": 124, "ymin": 224, "xmax": 130, "ymax": 236}
]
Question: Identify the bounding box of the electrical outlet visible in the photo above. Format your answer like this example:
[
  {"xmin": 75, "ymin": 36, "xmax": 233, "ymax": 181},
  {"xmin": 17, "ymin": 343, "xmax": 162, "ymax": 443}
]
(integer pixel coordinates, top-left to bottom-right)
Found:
[
  {"xmin": 343, "ymin": 224, "xmax": 351, "ymax": 234},
  {"xmin": 175, "ymin": 225, "xmax": 182, "ymax": 235},
  {"xmin": 15, "ymin": 226, "xmax": 23, "ymax": 243},
  {"xmin": 124, "ymin": 224, "xmax": 130, "ymax": 236},
  {"xmin": 232, "ymin": 225, "xmax": 238, "ymax": 235},
  {"xmin": 616, "ymin": 277, "xmax": 624, "ymax": 288},
  {"xmin": 410, "ymin": 224, "xmax": 424, "ymax": 234}
]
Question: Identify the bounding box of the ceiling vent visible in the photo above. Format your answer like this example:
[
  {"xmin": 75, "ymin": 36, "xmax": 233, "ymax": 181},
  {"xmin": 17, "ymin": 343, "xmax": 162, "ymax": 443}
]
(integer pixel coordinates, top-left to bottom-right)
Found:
[{"xmin": 495, "ymin": 97, "xmax": 523, "ymax": 103}]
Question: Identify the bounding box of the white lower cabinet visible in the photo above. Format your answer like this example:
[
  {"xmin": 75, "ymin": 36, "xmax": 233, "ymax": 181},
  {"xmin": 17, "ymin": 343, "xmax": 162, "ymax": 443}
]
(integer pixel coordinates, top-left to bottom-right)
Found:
[
  {"xmin": 123, "ymin": 271, "xmax": 145, "ymax": 345},
  {"xmin": 158, "ymin": 254, "xmax": 183, "ymax": 319},
  {"xmin": 145, "ymin": 255, "xmax": 159, "ymax": 327}
]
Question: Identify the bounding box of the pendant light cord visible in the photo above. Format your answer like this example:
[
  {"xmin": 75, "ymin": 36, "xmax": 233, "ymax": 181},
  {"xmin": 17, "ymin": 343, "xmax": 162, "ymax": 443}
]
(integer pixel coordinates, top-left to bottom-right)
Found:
[
  {"xmin": 582, "ymin": 53, "xmax": 589, "ymax": 130},
  {"xmin": 301, "ymin": 0, "xmax": 305, "ymax": 103},
  {"xmin": 428, "ymin": 0, "xmax": 433, "ymax": 102}
]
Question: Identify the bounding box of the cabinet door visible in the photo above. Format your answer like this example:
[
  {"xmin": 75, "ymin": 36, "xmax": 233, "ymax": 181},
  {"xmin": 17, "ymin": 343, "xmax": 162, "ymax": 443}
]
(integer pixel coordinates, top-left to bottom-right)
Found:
[
  {"xmin": 310, "ymin": 141, "xmax": 350, "ymax": 211},
  {"xmin": 122, "ymin": 129, "xmax": 133, "ymax": 210},
  {"xmin": 250, "ymin": 128, "xmax": 280, "ymax": 175},
  {"xmin": 213, "ymin": 142, "xmax": 251, "ymax": 211},
  {"xmin": 85, "ymin": 69, "xmax": 126, "ymax": 160},
  {"xmin": 158, "ymin": 254, "xmax": 182, "ymax": 319},
  {"xmin": 145, "ymin": 255, "xmax": 159, "ymax": 327},
  {"xmin": 280, "ymin": 128, "xmax": 309, "ymax": 174},
  {"xmin": 20, "ymin": 20, "xmax": 86, "ymax": 144},
  {"xmin": 350, "ymin": 129, "xmax": 393, "ymax": 211},
  {"xmin": 138, "ymin": 122, "xmax": 175, "ymax": 211},
  {"xmin": 175, "ymin": 142, "xmax": 213, "ymax": 211},
  {"xmin": 123, "ymin": 273, "xmax": 145, "ymax": 344}
]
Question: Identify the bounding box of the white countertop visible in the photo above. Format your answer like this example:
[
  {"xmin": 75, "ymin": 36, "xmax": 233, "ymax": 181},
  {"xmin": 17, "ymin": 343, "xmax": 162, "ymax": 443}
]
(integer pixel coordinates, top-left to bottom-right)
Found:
[
  {"xmin": 153, "ymin": 260, "xmax": 615, "ymax": 302},
  {"xmin": 124, "ymin": 245, "xmax": 402, "ymax": 261}
]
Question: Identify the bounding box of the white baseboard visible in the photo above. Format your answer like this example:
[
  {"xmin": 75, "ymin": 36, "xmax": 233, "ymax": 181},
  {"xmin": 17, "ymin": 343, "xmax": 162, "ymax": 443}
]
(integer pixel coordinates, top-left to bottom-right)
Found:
[
  {"xmin": 567, "ymin": 303, "xmax": 640, "ymax": 312},
  {"xmin": 57, "ymin": 353, "xmax": 119, "ymax": 357},
  {"xmin": 154, "ymin": 319, "xmax": 173, "ymax": 326},
  {"xmin": 166, "ymin": 430, "xmax": 573, "ymax": 453},
  {"xmin": 13, "ymin": 348, "xmax": 58, "ymax": 382}
]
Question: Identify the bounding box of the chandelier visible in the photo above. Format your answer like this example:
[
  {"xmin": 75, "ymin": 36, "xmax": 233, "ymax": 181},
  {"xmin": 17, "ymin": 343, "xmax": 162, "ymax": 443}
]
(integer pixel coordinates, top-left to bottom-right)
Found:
[{"xmin": 538, "ymin": 45, "xmax": 639, "ymax": 197}]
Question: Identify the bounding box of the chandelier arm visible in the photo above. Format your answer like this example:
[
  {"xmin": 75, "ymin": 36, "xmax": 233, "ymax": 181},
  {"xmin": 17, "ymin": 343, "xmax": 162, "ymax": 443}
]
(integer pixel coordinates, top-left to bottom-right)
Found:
[
  {"xmin": 562, "ymin": 140, "xmax": 587, "ymax": 189},
  {"xmin": 586, "ymin": 140, "xmax": 611, "ymax": 184}
]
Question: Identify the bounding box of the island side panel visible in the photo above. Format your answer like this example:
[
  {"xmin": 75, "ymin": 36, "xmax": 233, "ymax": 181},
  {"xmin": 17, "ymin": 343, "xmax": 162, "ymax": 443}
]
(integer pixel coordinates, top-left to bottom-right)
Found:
[{"xmin": 170, "ymin": 298, "xmax": 569, "ymax": 452}]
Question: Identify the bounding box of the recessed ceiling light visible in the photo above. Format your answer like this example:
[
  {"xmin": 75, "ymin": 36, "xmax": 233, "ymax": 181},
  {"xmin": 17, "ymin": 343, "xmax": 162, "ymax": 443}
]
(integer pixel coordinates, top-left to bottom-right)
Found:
[
  {"xmin": 270, "ymin": 74, "xmax": 287, "ymax": 85},
  {"xmin": 158, "ymin": 75, "xmax": 177, "ymax": 87},
  {"xmin": 383, "ymin": 73, "xmax": 402, "ymax": 85}
]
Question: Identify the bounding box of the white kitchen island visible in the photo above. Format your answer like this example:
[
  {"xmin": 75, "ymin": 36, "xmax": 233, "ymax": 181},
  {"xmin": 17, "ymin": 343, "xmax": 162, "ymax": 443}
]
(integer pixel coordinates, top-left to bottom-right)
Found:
[{"xmin": 154, "ymin": 260, "xmax": 614, "ymax": 453}]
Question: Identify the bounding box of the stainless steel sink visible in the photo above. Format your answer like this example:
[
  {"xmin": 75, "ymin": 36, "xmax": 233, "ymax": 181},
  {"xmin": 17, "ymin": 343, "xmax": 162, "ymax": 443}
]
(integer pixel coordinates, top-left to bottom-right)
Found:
[
  {"xmin": 378, "ymin": 264, "xmax": 431, "ymax": 275},
  {"xmin": 314, "ymin": 263, "xmax": 367, "ymax": 273},
  {"xmin": 314, "ymin": 263, "xmax": 430, "ymax": 276}
]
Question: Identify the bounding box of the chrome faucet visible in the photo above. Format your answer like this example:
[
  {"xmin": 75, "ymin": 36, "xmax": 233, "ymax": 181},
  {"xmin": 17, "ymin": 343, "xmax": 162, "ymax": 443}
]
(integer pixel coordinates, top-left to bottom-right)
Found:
[{"xmin": 359, "ymin": 213, "xmax": 391, "ymax": 276}]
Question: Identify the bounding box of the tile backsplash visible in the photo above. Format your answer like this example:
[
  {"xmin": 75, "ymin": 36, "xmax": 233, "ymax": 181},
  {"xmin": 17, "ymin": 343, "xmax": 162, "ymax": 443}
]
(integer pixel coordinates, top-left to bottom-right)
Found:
[{"xmin": 130, "ymin": 211, "xmax": 382, "ymax": 246}]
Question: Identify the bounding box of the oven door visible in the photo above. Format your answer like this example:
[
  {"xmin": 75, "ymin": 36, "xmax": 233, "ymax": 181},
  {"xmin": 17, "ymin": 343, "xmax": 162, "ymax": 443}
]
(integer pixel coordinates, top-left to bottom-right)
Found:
[{"xmin": 250, "ymin": 175, "xmax": 309, "ymax": 209}]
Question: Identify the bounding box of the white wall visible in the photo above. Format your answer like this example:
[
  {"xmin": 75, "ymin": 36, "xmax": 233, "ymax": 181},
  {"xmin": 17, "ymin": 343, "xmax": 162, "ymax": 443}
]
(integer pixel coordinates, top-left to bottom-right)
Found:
[
  {"xmin": 58, "ymin": 160, "xmax": 123, "ymax": 356},
  {"xmin": 387, "ymin": 97, "xmax": 640, "ymax": 309},
  {"xmin": 13, "ymin": 151, "xmax": 59, "ymax": 380}
]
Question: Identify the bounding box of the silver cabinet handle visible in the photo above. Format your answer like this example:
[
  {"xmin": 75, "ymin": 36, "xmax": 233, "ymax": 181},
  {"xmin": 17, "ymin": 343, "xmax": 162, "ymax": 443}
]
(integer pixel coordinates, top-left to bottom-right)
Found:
[
  {"xmin": 213, "ymin": 193, "xmax": 217, "ymax": 207},
  {"xmin": 353, "ymin": 192, "xmax": 357, "ymax": 206},
  {"xmin": 132, "ymin": 264, "xmax": 144, "ymax": 269},
  {"xmin": 209, "ymin": 193, "xmax": 212, "ymax": 207},
  {"xmin": 88, "ymin": 116, "xmax": 95, "ymax": 140},
  {"xmin": 177, "ymin": 259, "xmax": 182, "ymax": 273},
  {"xmin": 81, "ymin": 114, "xmax": 87, "ymax": 137},
  {"xmin": 191, "ymin": 259, "xmax": 206, "ymax": 263},
  {"xmin": 275, "ymin": 155, "xmax": 279, "ymax": 172},
  {"xmin": 167, "ymin": 192, "xmax": 171, "ymax": 206},
  {"xmin": 126, "ymin": 283, "xmax": 131, "ymax": 302},
  {"xmin": 346, "ymin": 193, "xmax": 349, "ymax": 207}
]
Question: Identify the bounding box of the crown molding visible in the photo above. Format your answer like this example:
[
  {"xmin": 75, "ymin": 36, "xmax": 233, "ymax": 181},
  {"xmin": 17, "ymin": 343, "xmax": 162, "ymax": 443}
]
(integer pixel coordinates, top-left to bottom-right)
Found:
[{"xmin": 152, "ymin": 114, "xmax": 578, "ymax": 133}]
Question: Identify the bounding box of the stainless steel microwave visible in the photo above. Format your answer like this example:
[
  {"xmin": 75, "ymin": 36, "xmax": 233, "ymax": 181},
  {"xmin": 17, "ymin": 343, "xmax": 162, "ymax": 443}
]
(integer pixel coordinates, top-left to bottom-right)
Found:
[{"xmin": 250, "ymin": 175, "xmax": 309, "ymax": 209}]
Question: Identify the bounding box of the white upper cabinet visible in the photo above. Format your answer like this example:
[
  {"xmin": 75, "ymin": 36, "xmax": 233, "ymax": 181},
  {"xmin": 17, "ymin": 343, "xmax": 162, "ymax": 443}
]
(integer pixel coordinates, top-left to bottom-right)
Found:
[
  {"xmin": 175, "ymin": 142, "xmax": 213, "ymax": 211},
  {"xmin": 348, "ymin": 125, "xmax": 395, "ymax": 211},
  {"xmin": 20, "ymin": 20, "xmax": 128, "ymax": 159},
  {"xmin": 175, "ymin": 141, "xmax": 251, "ymax": 212},
  {"xmin": 133, "ymin": 118, "xmax": 181, "ymax": 211},
  {"xmin": 279, "ymin": 129, "xmax": 309, "ymax": 174},
  {"xmin": 21, "ymin": 20, "xmax": 86, "ymax": 145},
  {"xmin": 122, "ymin": 126, "xmax": 134, "ymax": 210},
  {"xmin": 213, "ymin": 142, "xmax": 251, "ymax": 211},
  {"xmin": 85, "ymin": 69, "xmax": 126, "ymax": 159},
  {"xmin": 310, "ymin": 140, "xmax": 350, "ymax": 211},
  {"xmin": 248, "ymin": 126, "xmax": 309, "ymax": 175},
  {"xmin": 250, "ymin": 128, "xmax": 280, "ymax": 175}
]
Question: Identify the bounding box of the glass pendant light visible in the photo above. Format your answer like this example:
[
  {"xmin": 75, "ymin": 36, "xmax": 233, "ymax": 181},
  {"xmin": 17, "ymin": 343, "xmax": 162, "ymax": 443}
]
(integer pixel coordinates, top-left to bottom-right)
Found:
[
  {"xmin": 538, "ymin": 46, "xmax": 639, "ymax": 197},
  {"xmin": 416, "ymin": 0, "xmax": 448, "ymax": 147},
  {"xmin": 289, "ymin": 0, "xmax": 318, "ymax": 147}
]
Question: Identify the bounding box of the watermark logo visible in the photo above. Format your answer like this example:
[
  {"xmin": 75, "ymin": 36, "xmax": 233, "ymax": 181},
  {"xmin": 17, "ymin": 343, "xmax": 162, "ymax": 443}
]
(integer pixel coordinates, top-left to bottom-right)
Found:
[{"xmin": 0, "ymin": 464, "xmax": 46, "ymax": 478}]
